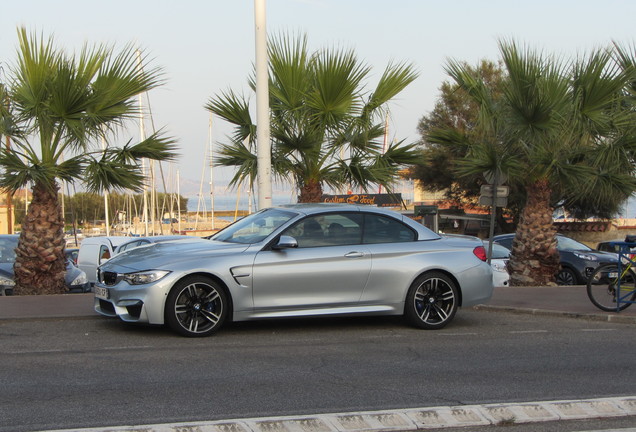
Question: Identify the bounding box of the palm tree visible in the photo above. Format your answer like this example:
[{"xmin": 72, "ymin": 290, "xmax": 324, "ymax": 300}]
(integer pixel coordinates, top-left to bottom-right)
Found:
[
  {"xmin": 206, "ymin": 34, "xmax": 420, "ymax": 203},
  {"xmin": 0, "ymin": 28, "xmax": 177, "ymax": 295},
  {"xmin": 428, "ymin": 40, "xmax": 636, "ymax": 286}
]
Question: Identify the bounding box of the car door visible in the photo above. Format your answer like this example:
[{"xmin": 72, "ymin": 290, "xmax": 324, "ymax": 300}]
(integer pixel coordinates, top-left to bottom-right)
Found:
[
  {"xmin": 251, "ymin": 212, "xmax": 372, "ymax": 312},
  {"xmin": 358, "ymin": 213, "xmax": 420, "ymax": 304}
]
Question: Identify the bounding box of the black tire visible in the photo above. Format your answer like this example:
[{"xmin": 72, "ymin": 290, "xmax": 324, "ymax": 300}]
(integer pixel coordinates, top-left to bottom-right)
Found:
[
  {"xmin": 404, "ymin": 271, "xmax": 458, "ymax": 330},
  {"xmin": 165, "ymin": 276, "xmax": 228, "ymax": 337},
  {"xmin": 587, "ymin": 264, "xmax": 636, "ymax": 312},
  {"xmin": 556, "ymin": 267, "xmax": 578, "ymax": 286}
]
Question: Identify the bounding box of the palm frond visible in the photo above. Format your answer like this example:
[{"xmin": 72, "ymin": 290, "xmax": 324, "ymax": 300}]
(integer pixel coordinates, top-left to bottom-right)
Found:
[
  {"xmin": 205, "ymin": 89, "xmax": 255, "ymax": 143},
  {"xmin": 362, "ymin": 61, "xmax": 418, "ymax": 120},
  {"xmin": 114, "ymin": 131, "xmax": 178, "ymax": 163},
  {"xmin": 305, "ymin": 45, "xmax": 370, "ymax": 128},
  {"xmin": 83, "ymin": 154, "xmax": 146, "ymax": 193}
]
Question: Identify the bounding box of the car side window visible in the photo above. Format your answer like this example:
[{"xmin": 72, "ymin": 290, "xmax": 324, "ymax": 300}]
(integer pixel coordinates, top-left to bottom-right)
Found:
[
  {"xmin": 282, "ymin": 213, "xmax": 363, "ymax": 248},
  {"xmin": 362, "ymin": 214, "xmax": 415, "ymax": 244},
  {"xmin": 99, "ymin": 245, "xmax": 111, "ymax": 261}
]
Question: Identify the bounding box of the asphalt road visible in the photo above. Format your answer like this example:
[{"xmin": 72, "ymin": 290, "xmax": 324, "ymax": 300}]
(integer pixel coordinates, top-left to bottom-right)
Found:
[{"xmin": 1, "ymin": 309, "xmax": 635, "ymax": 432}]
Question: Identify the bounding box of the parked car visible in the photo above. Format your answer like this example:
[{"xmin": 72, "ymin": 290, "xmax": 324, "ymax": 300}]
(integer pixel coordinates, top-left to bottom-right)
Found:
[
  {"xmin": 95, "ymin": 204, "xmax": 494, "ymax": 337},
  {"xmin": 77, "ymin": 237, "xmax": 135, "ymax": 286},
  {"xmin": 596, "ymin": 236, "xmax": 636, "ymax": 254},
  {"xmin": 0, "ymin": 234, "xmax": 90, "ymax": 295},
  {"xmin": 492, "ymin": 233, "xmax": 618, "ymax": 285},
  {"xmin": 78, "ymin": 235, "xmax": 196, "ymax": 286},
  {"xmin": 65, "ymin": 247, "xmax": 79, "ymax": 265},
  {"xmin": 484, "ymin": 241, "xmax": 510, "ymax": 287}
]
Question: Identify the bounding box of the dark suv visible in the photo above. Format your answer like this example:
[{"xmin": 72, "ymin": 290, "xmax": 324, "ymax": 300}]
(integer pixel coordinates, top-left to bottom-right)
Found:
[{"xmin": 492, "ymin": 233, "xmax": 618, "ymax": 285}]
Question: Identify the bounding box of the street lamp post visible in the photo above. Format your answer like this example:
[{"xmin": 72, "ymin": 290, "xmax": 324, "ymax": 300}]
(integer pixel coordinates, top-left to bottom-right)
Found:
[{"xmin": 254, "ymin": 0, "xmax": 272, "ymax": 210}]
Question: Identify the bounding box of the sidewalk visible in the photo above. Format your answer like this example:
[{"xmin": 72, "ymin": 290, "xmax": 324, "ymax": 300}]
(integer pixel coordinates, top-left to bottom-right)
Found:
[
  {"xmin": 1, "ymin": 285, "xmax": 635, "ymax": 322},
  {"xmin": 0, "ymin": 292, "xmax": 95, "ymax": 320},
  {"xmin": 478, "ymin": 285, "xmax": 636, "ymax": 323}
]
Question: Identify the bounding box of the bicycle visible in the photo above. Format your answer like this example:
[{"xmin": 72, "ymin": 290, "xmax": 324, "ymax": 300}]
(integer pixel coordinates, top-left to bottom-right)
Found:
[{"xmin": 586, "ymin": 240, "xmax": 636, "ymax": 312}]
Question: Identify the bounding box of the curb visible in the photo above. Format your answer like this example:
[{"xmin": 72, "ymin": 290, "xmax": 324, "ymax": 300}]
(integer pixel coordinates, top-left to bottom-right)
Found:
[
  {"xmin": 41, "ymin": 396, "xmax": 636, "ymax": 432},
  {"xmin": 474, "ymin": 304, "xmax": 636, "ymax": 324}
]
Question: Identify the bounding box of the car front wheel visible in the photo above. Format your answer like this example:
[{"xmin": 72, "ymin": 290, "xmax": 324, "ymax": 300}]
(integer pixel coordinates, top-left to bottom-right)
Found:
[
  {"xmin": 556, "ymin": 267, "xmax": 578, "ymax": 286},
  {"xmin": 404, "ymin": 271, "xmax": 458, "ymax": 330},
  {"xmin": 165, "ymin": 276, "xmax": 228, "ymax": 337}
]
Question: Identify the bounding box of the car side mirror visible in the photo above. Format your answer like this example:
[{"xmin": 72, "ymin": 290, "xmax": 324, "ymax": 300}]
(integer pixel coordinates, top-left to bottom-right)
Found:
[{"xmin": 272, "ymin": 235, "xmax": 298, "ymax": 250}]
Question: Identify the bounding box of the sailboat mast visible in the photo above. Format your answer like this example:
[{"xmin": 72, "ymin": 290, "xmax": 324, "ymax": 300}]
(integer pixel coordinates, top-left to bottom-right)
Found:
[
  {"xmin": 209, "ymin": 114, "xmax": 215, "ymax": 229},
  {"xmin": 101, "ymin": 134, "xmax": 110, "ymax": 236},
  {"xmin": 177, "ymin": 169, "xmax": 182, "ymax": 234},
  {"xmin": 137, "ymin": 50, "xmax": 149, "ymax": 236}
]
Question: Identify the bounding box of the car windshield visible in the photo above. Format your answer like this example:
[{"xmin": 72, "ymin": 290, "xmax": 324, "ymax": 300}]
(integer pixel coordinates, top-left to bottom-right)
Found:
[
  {"xmin": 0, "ymin": 237, "xmax": 18, "ymax": 264},
  {"xmin": 557, "ymin": 236, "xmax": 592, "ymax": 252},
  {"xmin": 211, "ymin": 208, "xmax": 297, "ymax": 244}
]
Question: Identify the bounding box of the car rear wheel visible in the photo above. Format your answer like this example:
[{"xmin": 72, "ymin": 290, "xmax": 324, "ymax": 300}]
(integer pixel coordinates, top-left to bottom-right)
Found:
[
  {"xmin": 556, "ymin": 267, "xmax": 578, "ymax": 286},
  {"xmin": 404, "ymin": 271, "xmax": 458, "ymax": 330},
  {"xmin": 165, "ymin": 276, "xmax": 228, "ymax": 337}
]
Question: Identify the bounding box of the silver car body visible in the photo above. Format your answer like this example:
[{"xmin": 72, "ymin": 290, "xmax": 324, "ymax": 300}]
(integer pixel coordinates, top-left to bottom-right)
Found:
[{"xmin": 95, "ymin": 204, "xmax": 493, "ymax": 330}]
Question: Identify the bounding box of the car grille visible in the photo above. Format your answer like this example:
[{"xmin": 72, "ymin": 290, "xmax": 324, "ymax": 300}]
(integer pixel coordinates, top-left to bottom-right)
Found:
[{"xmin": 100, "ymin": 271, "xmax": 122, "ymax": 286}]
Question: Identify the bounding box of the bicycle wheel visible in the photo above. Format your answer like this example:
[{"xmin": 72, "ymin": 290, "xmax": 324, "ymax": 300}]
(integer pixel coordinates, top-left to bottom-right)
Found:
[{"xmin": 587, "ymin": 264, "xmax": 636, "ymax": 312}]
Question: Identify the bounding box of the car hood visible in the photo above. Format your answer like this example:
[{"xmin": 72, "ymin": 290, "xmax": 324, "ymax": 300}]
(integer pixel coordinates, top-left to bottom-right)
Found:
[
  {"xmin": 101, "ymin": 239, "xmax": 250, "ymax": 272},
  {"xmin": 568, "ymin": 249, "xmax": 618, "ymax": 261}
]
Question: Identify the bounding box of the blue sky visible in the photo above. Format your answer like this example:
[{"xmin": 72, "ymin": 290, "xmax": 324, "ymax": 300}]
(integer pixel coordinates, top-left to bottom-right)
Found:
[{"xmin": 2, "ymin": 0, "xmax": 636, "ymax": 198}]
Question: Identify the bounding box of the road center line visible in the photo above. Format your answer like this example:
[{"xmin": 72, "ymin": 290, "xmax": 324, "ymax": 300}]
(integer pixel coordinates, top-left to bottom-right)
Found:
[{"xmin": 509, "ymin": 330, "xmax": 549, "ymax": 334}]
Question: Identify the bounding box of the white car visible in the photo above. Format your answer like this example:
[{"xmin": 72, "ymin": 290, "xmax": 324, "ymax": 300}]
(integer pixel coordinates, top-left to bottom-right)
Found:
[
  {"xmin": 484, "ymin": 241, "xmax": 510, "ymax": 287},
  {"xmin": 78, "ymin": 235, "xmax": 198, "ymax": 286}
]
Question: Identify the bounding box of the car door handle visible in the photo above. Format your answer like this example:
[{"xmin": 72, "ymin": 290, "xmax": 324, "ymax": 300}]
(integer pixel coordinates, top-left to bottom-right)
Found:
[{"xmin": 344, "ymin": 251, "xmax": 365, "ymax": 258}]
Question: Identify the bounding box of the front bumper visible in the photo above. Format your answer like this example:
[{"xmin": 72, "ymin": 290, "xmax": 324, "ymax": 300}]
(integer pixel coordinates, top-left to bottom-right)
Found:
[{"xmin": 93, "ymin": 274, "xmax": 177, "ymax": 325}]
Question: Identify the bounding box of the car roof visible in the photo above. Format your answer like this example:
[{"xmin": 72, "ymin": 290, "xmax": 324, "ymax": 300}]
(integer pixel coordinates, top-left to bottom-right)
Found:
[
  {"xmin": 80, "ymin": 236, "xmax": 140, "ymax": 247},
  {"xmin": 275, "ymin": 203, "xmax": 403, "ymax": 217}
]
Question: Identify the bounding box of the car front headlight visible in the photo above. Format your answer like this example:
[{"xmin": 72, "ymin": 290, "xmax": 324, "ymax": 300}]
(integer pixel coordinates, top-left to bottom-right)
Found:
[
  {"xmin": 573, "ymin": 252, "xmax": 598, "ymax": 261},
  {"xmin": 124, "ymin": 270, "xmax": 171, "ymax": 285},
  {"xmin": 71, "ymin": 272, "xmax": 88, "ymax": 286},
  {"xmin": 0, "ymin": 276, "xmax": 15, "ymax": 287}
]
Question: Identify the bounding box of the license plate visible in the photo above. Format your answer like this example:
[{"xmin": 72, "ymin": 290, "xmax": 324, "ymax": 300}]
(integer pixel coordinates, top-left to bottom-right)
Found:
[
  {"xmin": 608, "ymin": 272, "xmax": 619, "ymax": 279},
  {"xmin": 94, "ymin": 286, "xmax": 110, "ymax": 300}
]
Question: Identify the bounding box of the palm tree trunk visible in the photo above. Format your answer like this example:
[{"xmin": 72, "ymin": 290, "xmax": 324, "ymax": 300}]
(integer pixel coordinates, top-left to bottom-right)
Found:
[
  {"xmin": 14, "ymin": 181, "xmax": 67, "ymax": 295},
  {"xmin": 508, "ymin": 178, "xmax": 560, "ymax": 286},
  {"xmin": 298, "ymin": 180, "xmax": 324, "ymax": 203}
]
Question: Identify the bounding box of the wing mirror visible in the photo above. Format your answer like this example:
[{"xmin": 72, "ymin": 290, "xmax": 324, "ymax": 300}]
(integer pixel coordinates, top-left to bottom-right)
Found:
[{"xmin": 273, "ymin": 235, "xmax": 298, "ymax": 250}]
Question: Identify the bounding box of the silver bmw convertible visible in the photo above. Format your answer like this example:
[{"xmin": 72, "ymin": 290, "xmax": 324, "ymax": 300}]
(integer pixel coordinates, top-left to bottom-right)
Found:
[{"xmin": 94, "ymin": 204, "xmax": 493, "ymax": 337}]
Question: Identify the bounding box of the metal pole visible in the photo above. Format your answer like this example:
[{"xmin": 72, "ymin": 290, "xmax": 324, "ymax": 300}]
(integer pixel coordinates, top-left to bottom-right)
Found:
[
  {"xmin": 254, "ymin": 0, "xmax": 272, "ymax": 210},
  {"xmin": 486, "ymin": 171, "xmax": 499, "ymax": 264},
  {"xmin": 5, "ymin": 120, "xmax": 13, "ymax": 234},
  {"xmin": 101, "ymin": 135, "xmax": 110, "ymax": 236}
]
